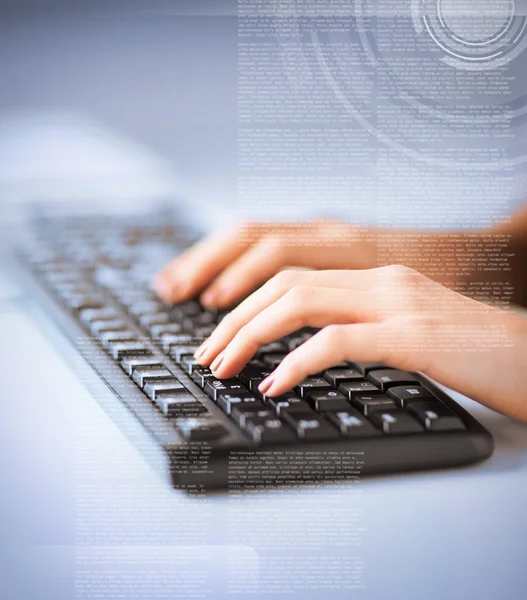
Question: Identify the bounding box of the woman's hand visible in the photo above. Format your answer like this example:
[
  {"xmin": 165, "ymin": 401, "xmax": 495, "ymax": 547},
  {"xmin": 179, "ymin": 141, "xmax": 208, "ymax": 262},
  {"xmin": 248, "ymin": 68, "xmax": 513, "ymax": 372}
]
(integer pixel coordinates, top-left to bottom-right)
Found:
[
  {"xmin": 154, "ymin": 220, "xmax": 377, "ymax": 308},
  {"xmin": 194, "ymin": 265, "xmax": 527, "ymax": 422},
  {"xmin": 153, "ymin": 217, "xmax": 523, "ymax": 310}
]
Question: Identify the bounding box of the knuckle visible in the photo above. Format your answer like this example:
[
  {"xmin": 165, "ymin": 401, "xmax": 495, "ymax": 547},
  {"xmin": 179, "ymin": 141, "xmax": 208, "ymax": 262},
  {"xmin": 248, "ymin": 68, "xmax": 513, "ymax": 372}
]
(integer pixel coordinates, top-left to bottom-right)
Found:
[
  {"xmin": 286, "ymin": 285, "xmax": 315, "ymax": 306},
  {"xmin": 384, "ymin": 264, "xmax": 416, "ymax": 281},
  {"xmin": 319, "ymin": 324, "xmax": 343, "ymax": 347},
  {"xmin": 268, "ymin": 269, "xmax": 298, "ymax": 293},
  {"xmin": 283, "ymin": 286, "xmax": 317, "ymax": 328}
]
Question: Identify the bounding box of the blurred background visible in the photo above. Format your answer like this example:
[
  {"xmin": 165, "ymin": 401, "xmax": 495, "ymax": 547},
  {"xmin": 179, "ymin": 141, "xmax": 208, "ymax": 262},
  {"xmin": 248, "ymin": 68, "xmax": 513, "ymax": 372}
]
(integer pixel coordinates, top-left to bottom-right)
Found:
[
  {"xmin": 1, "ymin": 0, "xmax": 525, "ymax": 229},
  {"xmin": 0, "ymin": 0, "xmax": 238, "ymax": 221}
]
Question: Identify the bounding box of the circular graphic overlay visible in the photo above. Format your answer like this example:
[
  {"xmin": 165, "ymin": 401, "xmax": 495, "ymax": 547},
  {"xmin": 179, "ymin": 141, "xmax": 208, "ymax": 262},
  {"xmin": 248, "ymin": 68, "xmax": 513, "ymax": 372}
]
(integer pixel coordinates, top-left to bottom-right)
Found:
[
  {"xmin": 416, "ymin": 0, "xmax": 527, "ymax": 69},
  {"xmin": 269, "ymin": 0, "xmax": 527, "ymax": 170},
  {"xmin": 438, "ymin": 0, "xmax": 513, "ymax": 45}
]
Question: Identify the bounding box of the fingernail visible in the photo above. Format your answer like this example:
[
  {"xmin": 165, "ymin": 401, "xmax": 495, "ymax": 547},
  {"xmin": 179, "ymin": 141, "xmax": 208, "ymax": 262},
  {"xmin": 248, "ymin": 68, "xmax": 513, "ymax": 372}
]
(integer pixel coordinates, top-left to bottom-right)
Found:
[
  {"xmin": 194, "ymin": 342, "xmax": 209, "ymax": 361},
  {"xmin": 210, "ymin": 352, "xmax": 224, "ymax": 373},
  {"xmin": 258, "ymin": 375, "xmax": 275, "ymax": 395}
]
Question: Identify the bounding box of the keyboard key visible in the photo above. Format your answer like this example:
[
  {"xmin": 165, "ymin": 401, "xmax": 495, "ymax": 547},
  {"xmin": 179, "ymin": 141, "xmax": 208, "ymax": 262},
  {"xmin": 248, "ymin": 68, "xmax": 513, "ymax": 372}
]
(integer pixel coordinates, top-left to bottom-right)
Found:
[
  {"xmin": 348, "ymin": 361, "xmax": 386, "ymax": 376},
  {"xmin": 175, "ymin": 417, "xmax": 228, "ymax": 441},
  {"xmin": 182, "ymin": 311, "xmax": 216, "ymax": 328},
  {"xmin": 237, "ymin": 366, "xmax": 273, "ymax": 391},
  {"xmin": 327, "ymin": 409, "xmax": 380, "ymax": 437},
  {"xmin": 323, "ymin": 368, "xmax": 363, "ymax": 387},
  {"xmin": 294, "ymin": 377, "xmax": 332, "ymax": 397},
  {"xmin": 128, "ymin": 300, "xmax": 162, "ymax": 317},
  {"xmin": 258, "ymin": 341, "xmax": 289, "ymax": 354},
  {"xmin": 231, "ymin": 406, "xmax": 273, "ymax": 428},
  {"xmin": 155, "ymin": 391, "xmax": 206, "ymax": 417},
  {"xmin": 338, "ymin": 380, "xmax": 381, "ymax": 400},
  {"xmin": 204, "ymin": 378, "xmax": 247, "ymax": 401},
  {"xmin": 261, "ymin": 353, "xmax": 288, "ymax": 369},
  {"xmin": 370, "ymin": 410, "xmax": 424, "ymax": 434},
  {"xmin": 352, "ymin": 394, "xmax": 397, "ymax": 416},
  {"xmin": 267, "ymin": 396, "xmax": 311, "ymax": 416},
  {"xmin": 80, "ymin": 307, "xmax": 119, "ymax": 325},
  {"xmin": 159, "ymin": 333, "xmax": 193, "ymax": 353},
  {"xmin": 144, "ymin": 380, "xmax": 186, "ymax": 401},
  {"xmin": 66, "ymin": 294, "xmax": 105, "ymax": 311},
  {"xmin": 286, "ymin": 332, "xmax": 312, "ymax": 350},
  {"xmin": 121, "ymin": 356, "xmax": 165, "ymax": 376},
  {"xmin": 244, "ymin": 416, "xmax": 295, "ymax": 444},
  {"xmin": 191, "ymin": 366, "xmax": 215, "ymax": 388},
  {"xmin": 247, "ymin": 359, "xmax": 266, "ymax": 368},
  {"xmin": 98, "ymin": 330, "xmax": 137, "ymax": 348},
  {"xmin": 261, "ymin": 390, "xmax": 297, "ymax": 402},
  {"xmin": 169, "ymin": 344, "xmax": 199, "ymax": 363},
  {"xmin": 172, "ymin": 301, "xmax": 202, "ymax": 320},
  {"xmin": 90, "ymin": 319, "xmax": 127, "ymax": 336},
  {"xmin": 193, "ymin": 325, "xmax": 216, "ymax": 339},
  {"xmin": 407, "ymin": 401, "xmax": 465, "ymax": 431},
  {"xmin": 305, "ymin": 390, "xmax": 350, "ymax": 412},
  {"xmin": 118, "ymin": 291, "xmax": 155, "ymax": 307},
  {"xmin": 138, "ymin": 312, "xmax": 169, "ymax": 328},
  {"xmin": 180, "ymin": 356, "xmax": 200, "ymax": 375},
  {"xmin": 282, "ymin": 412, "xmax": 340, "ymax": 441},
  {"xmin": 108, "ymin": 341, "xmax": 150, "ymax": 360},
  {"xmin": 149, "ymin": 323, "xmax": 183, "ymax": 338},
  {"xmin": 326, "ymin": 362, "xmax": 351, "ymax": 369},
  {"xmin": 132, "ymin": 368, "xmax": 173, "ymax": 388},
  {"xmin": 55, "ymin": 283, "xmax": 95, "ymax": 298},
  {"xmin": 387, "ymin": 385, "xmax": 434, "ymax": 407},
  {"xmin": 217, "ymin": 393, "xmax": 262, "ymax": 415},
  {"xmin": 367, "ymin": 369, "xmax": 419, "ymax": 393}
]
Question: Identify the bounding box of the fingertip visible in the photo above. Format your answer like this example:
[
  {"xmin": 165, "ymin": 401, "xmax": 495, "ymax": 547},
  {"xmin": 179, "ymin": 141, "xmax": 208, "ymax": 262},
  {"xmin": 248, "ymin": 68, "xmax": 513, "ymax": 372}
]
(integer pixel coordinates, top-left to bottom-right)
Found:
[
  {"xmin": 259, "ymin": 372, "xmax": 290, "ymax": 397},
  {"xmin": 200, "ymin": 290, "xmax": 219, "ymax": 309},
  {"xmin": 210, "ymin": 351, "xmax": 225, "ymax": 375},
  {"xmin": 258, "ymin": 375, "xmax": 275, "ymax": 395},
  {"xmin": 201, "ymin": 283, "xmax": 240, "ymax": 310},
  {"xmin": 153, "ymin": 272, "xmax": 174, "ymax": 302},
  {"xmin": 155, "ymin": 270, "xmax": 196, "ymax": 303},
  {"xmin": 193, "ymin": 341, "xmax": 211, "ymax": 365},
  {"xmin": 215, "ymin": 287, "xmax": 242, "ymax": 311}
]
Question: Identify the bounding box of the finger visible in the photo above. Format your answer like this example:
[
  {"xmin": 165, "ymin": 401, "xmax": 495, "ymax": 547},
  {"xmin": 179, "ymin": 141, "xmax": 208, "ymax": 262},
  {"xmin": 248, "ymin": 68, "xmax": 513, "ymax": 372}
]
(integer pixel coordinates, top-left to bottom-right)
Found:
[
  {"xmin": 258, "ymin": 323, "xmax": 389, "ymax": 397},
  {"xmin": 199, "ymin": 223, "xmax": 375, "ymax": 308},
  {"xmin": 153, "ymin": 228, "xmax": 254, "ymax": 302},
  {"xmin": 195, "ymin": 269, "xmax": 380, "ymax": 365},
  {"xmin": 199, "ymin": 238, "xmax": 292, "ymax": 309},
  {"xmin": 210, "ymin": 286, "xmax": 376, "ymax": 379}
]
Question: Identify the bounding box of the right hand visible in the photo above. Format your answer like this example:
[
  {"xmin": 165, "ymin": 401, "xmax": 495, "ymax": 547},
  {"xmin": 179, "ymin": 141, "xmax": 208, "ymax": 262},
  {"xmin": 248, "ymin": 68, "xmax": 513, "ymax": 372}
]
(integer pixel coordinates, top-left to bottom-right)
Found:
[{"xmin": 153, "ymin": 220, "xmax": 377, "ymax": 308}]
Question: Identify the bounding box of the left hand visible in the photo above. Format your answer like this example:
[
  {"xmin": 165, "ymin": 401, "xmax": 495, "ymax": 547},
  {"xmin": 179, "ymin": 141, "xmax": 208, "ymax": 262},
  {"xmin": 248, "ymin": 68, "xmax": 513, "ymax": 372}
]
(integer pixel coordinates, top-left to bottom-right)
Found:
[{"xmin": 194, "ymin": 265, "xmax": 527, "ymax": 422}]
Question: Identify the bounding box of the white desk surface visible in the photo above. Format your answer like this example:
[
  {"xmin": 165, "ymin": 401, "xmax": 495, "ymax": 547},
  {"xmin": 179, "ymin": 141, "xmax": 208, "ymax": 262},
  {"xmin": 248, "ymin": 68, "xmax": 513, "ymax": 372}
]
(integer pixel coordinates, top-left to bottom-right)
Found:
[{"xmin": 0, "ymin": 266, "xmax": 526, "ymax": 600}]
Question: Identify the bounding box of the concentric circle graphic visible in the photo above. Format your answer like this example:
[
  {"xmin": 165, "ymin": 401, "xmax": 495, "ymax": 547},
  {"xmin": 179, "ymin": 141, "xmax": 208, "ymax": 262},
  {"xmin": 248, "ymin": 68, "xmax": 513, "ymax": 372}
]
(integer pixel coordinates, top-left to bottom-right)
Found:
[
  {"xmin": 413, "ymin": 0, "xmax": 527, "ymax": 70},
  {"xmin": 269, "ymin": 0, "xmax": 527, "ymax": 171}
]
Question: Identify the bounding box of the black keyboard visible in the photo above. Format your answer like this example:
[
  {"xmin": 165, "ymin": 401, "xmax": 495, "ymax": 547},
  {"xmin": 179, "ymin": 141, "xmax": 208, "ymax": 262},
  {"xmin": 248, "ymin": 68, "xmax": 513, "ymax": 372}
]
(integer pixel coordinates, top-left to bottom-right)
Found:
[{"xmin": 11, "ymin": 207, "xmax": 494, "ymax": 490}]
